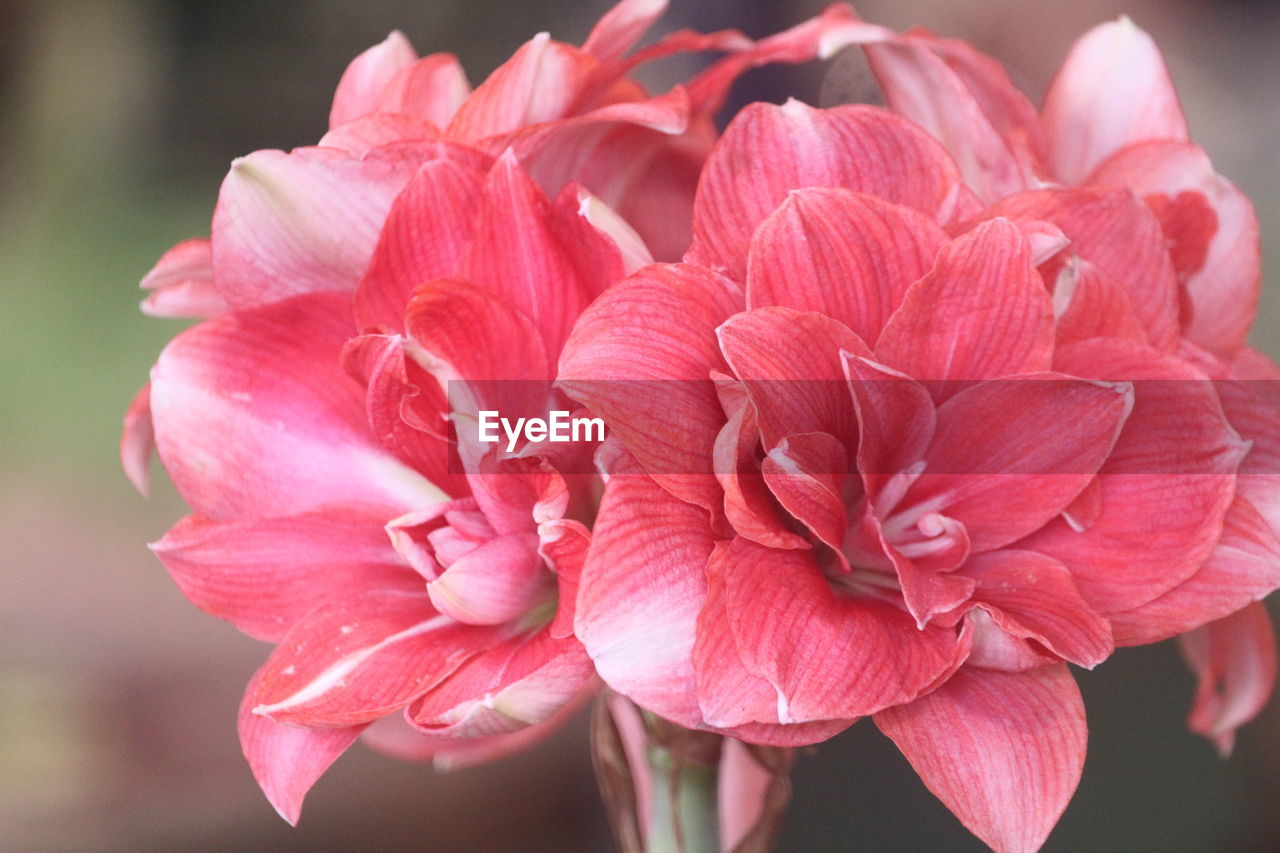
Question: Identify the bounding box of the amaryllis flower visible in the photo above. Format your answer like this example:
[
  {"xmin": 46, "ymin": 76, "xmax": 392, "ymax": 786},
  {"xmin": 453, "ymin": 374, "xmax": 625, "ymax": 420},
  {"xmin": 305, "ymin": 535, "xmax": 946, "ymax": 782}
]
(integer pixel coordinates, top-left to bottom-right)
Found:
[
  {"xmin": 820, "ymin": 11, "xmax": 1280, "ymax": 755},
  {"xmin": 559, "ymin": 95, "xmax": 1280, "ymax": 853}
]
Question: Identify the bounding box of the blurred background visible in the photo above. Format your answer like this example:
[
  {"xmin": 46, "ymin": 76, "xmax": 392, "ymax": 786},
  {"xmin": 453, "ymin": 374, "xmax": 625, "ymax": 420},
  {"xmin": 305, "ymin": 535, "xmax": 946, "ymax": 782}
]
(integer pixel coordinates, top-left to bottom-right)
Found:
[{"xmin": 1, "ymin": 0, "xmax": 1278, "ymax": 850}]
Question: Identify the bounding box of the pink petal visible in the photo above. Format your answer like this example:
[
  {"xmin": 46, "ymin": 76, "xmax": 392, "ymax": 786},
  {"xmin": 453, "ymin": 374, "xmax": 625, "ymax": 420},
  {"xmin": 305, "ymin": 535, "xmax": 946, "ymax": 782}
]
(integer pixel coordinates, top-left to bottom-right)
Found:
[
  {"xmin": 558, "ymin": 263, "xmax": 742, "ymax": 516},
  {"xmin": 427, "ymin": 533, "xmax": 552, "ymax": 626},
  {"xmin": 252, "ymin": 591, "xmax": 506, "ymax": 727},
  {"xmin": 1024, "ymin": 338, "xmax": 1246, "ymax": 612},
  {"xmin": 121, "ymin": 382, "xmax": 154, "ymax": 496},
  {"xmin": 717, "ymin": 307, "xmax": 870, "ymax": 451},
  {"xmin": 1051, "ymin": 256, "xmax": 1150, "ymax": 347},
  {"xmin": 908, "ymin": 374, "xmax": 1132, "ymax": 552},
  {"xmin": 329, "ymin": 31, "xmax": 418, "ymax": 128},
  {"xmin": 761, "ymin": 432, "xmax": 849, "ymax": 556},
  {"xmin": 318, "ymin": 113, "xmax": 441, "ymax": 154},
  {"xmin": 876, "ymin": 665, "xmax": 1086, "ymax": 853},
  {"xmin": 211, "ymin": 143, "xmax": 440, "ymax": 308},
  {"xmin": 139, "ymin": 238, "xmax": 226, "ymax": 318},
  {"xmin": 352, "ymin": 150, "xmax": 490, "ymax": 333},
  {"xmin": 689, "ymin": 100, "xmax": 978, "ymax": 280},
  {"xmin": 574, "ymin": 452, "xmax": 714, "ymax": 728},
  {"xmin": 150, "ymin": 293, "xmax": 446, "ymax": 520},
  {"xmin": 1110, "ymin": 496, "xmax": 1280, "ymax": 645},
  {"xmin": 843, "ymin": 355, "xmax": 936, "ymax": 495},
  {"xmin": 1179, "ymin": 602, "xmax": 1277, "ymax": 755},
  {"xmin": 1089, "ymin": 140, "xmax": 1260, "ymax": 355},
  {"xmin": 746, "ymin": 188, "xmax": 947, "ymax": 343},
  {"xmin": 376, "ymin": 53, "xmax": 472, "ymax": 128},
  {"xmin": 877, "ymin": 218, "xmax": 1053, "ymax": 388},
  {"xmin": 962, "ymin": 550, "xmax": 1113, "ymax": 669},
  {"xmin": 717, "ymin": 538, "xmax": 964, "ymax": 723},
  {"xmin": 152, "ymin": 510, "xmax": 422, "ymax": 642},
  {"xmin": 238, "ymin": 666, "xmax": 366, "ymax": 825},
  {"xmin": 1041, "ymin": 18, "xmax": 1189, "ymax": 184},
  {"xmin": 581, "ymin": 0, "xmax": 667, "ymax": 61},
  {"xmin": 539, "ymin": 518, "xmax": 590, "ymax": 639}
]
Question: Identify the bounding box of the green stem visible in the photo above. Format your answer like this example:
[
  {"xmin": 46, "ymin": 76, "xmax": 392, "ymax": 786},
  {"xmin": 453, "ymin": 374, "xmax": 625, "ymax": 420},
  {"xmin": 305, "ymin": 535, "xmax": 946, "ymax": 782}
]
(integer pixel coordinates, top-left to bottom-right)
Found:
[{"xmin": 645, "ymin": 742, "xmax": 720, "ymax": 853}]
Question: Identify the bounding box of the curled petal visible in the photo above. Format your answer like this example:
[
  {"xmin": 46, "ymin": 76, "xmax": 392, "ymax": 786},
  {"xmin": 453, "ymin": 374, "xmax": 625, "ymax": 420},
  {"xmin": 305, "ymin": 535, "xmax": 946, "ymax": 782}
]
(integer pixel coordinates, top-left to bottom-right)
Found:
[{"xmin": 139, "ymin": 238, "xmax": 226, "ymax": 318}]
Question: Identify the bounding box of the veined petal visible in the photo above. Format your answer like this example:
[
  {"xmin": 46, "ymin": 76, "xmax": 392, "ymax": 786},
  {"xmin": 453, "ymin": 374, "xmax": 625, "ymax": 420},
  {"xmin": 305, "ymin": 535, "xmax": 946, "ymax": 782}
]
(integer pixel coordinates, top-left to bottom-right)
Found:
[
  {"xmin": 329, "ymin": 30, "xmax": 418, "ymax": 128},
  {"xmin": 539, "ymin": 518, "xmax": 590, "ymax": 639},
  {"xmin": 843, "ymin": 355, "xmax": 935, "ymax": 495},
  {"xmin": 875, "ymin": 665, "xmax": 1086, "ymax": 853},
  {"xmin": 150, "ymin": 293, "xmax": 447, "ymax": 520},
  {"xmin": 762, "ymin": 432, "xmax": 849, "ymax": 558},
  {"xmin": 238, "ymin": 667, "xmax": 366, "ymax": 825},
  {"xmin": 746, "ymin": 188, "xmax": 947, "ymax": 343},
  {"xmin": 253, "ymin": 592, "xmax": 507, "ymax": 727},
  {"xmin": 152, "ymin": 510, "xmax": 422, "ymax": 642},
  {"xmin": 689, "ymin": 101, "xmax": 978, "ymax": 280},
  {"xmin": 877, "ymin": 218, "xmax": 1052, "ymax": 389},
  {"xmin": 1179, "ymin": 603, "xmax": 1277, "ymax": 756},
  {"xmin": 376, "ymin": 53, "xmax": 472, "ymax": 128},
  {"xmin": 1041, "ymin": 17, "xmax": 1189, "ymax": 184}
]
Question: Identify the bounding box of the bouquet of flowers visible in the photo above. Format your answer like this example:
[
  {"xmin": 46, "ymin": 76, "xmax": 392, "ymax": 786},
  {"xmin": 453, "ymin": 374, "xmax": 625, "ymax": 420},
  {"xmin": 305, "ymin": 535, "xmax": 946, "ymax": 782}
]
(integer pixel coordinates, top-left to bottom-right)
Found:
[{"xmin": 124, "ymin": 2, "xmax": 1280, "ymax": 850}]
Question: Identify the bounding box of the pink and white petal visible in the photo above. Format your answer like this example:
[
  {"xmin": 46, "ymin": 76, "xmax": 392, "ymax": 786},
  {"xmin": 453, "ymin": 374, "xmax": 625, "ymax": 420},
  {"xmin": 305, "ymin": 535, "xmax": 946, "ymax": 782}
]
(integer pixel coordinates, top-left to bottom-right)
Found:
[
  {"xmin": 762, "ymin": 432, "xmax": 849, "ymax": 557},
  {"xmin": 581, "ymin": 0, "xmax": 666, "ymax": 61},
  {"xmin": 139, "ymin": 238, "xmax": 226, "ymax": 318},
  {"xmin": 575, "ymin": 454, "xmax": 714, "ymax": 728},
  {"xmin": 877, "ymin": 218, "xmax": 1052, "ymax": 387},
  {"xmin": 1111, "ymin": 496, "xmax": 1280, "ymax": 645},
  {"xmin": 211, "ymin": 144, "xmax": 440, "ymax": 308},
  {"xmin": 353, "ymin": 151, "xmax": 490, "ymax": 333},
  {"xmin": 121, "ymin": 382, "xmax": 154, "ymax": 497},
  {"xmin": 843, "ymin": 355, "xmax": 936, "ymax": 494},
  {"xmin": 989, "ymin": 187, "xmax": 1180, "ymax": 351},
  {"xmin": 238, "ymin": 667, "xmax": 366, "ymax": 825},
  {"xmin": 1025, "ymin": 339, "xmax": 1245, "ymax": 611},
  {"xmin": 540, "ymin": 518, "xmax": 590, "ymax": 639},
  {"xmin": 252, "ymin": 591, "xmax": 509, "ymax": 727},
  {"xmin": 746, "ymin": 188, "xmax": 947, "ymax": 343},
  {"xmin": 690, "ymin": 101, "xmax": 978, "ymax": 280},
  {"xmin": 427, "ymin": 533, "xmax": 552, "ymax": 626},
  {"xmin": 150, "ymin": 293, "xmax": 446, "ymax": 520},
  {"xmin": 376, "ymin": 53, "xmax": 471, "ymax": 127},
  {"xmin": 1179, "ymin": 602, "xmax": 1277, "ymax": 756},
  {"xmin": 962, "ymin": 550, "xmax": 1113, "ymax": 669},
  {"xmin": 875, "ymin": 665, "xmax": 1086, "ymax": 853},
  {"xmin": 1052, "ymin": 256, "xmax": 1150, "ymax": 347},
  {"xmin": 1089, "ymin": 140, "xmax": 1260, "ymax": 355},
  {"xmin": 719, "ymin": 538, "xmax": 964, "ymax": 722},
  {"xmin": 908, "ymin": 374, "xmax": 1132, "ymax": 552},
  {"xmin": 152, "ymin": 510, "xmax": 422, "ymax": 642},
  {"xmin": 717, "ymin": 307, "xmax": 871, "ymax": 452},
  {"xmin": 318, "ymin": 113, "xmax": 441, "ymax": 154},
  {"xmin": 558, "ymin": 263, "xmax": 741, "ymax": 516},
  {"xmin": 1041, "ymin": 18, "xmax": 1189, "ymax": 184},
  {"xmin": 329, "ymin": 30, "xmax": 418, "ymax": 128}
]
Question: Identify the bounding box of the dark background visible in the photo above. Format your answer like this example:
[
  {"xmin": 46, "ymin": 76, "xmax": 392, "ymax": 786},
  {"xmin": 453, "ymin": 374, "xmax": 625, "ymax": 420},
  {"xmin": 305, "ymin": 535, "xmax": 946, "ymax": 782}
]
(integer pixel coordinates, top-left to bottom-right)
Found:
[{"xmin": 1, "ymin": 0, "xmax": 1278, "ymax": 849}]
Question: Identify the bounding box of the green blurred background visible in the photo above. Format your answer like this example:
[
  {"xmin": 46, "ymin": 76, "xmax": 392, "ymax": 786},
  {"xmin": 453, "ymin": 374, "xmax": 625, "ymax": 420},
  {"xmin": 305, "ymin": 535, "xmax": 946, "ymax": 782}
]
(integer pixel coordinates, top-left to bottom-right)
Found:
[{"xmin": 1, "ymin": 0, "xmax": 1278, "ymax": 849}]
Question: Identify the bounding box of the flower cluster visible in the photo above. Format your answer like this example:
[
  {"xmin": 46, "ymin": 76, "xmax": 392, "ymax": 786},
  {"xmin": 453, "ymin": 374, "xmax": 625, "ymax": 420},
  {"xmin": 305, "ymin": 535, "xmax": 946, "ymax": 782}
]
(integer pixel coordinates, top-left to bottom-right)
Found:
[{"xmin": 125, "ymin": 3, "xmax": 1279, "ymax": 851}]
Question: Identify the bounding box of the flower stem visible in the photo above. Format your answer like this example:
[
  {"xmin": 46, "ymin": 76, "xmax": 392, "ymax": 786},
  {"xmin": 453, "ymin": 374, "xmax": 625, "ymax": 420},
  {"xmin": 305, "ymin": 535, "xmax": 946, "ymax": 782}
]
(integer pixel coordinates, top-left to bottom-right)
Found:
[{"xmin": 645, "ymin": 739, "xmax": 721, "ymax": 853}]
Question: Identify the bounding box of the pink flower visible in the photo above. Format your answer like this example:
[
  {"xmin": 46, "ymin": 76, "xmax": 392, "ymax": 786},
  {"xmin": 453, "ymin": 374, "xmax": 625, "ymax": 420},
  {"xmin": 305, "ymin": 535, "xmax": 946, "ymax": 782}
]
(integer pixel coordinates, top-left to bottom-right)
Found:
[
  {"xmin": 559, "ymin": 96, "xmax": 1279, "ymax": 852},
  {"xmin": 822, "ymin": 9, "xmax": 1280, "ymax": 756}
]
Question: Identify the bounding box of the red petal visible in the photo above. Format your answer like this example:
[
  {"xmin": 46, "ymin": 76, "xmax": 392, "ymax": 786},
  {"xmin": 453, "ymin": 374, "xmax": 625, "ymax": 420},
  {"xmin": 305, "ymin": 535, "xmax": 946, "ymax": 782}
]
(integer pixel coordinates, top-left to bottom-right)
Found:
[
  {"xmin": 253, "ymin": 591, "xmax": 507, "ymax": 727},
  {"xmin": 574, "ymin": 454, "xmax": 714, "ymax": 727},
  {"xmin": 844, "ymin": 355, "xmax": 935, "ymax": 495},
  {"xmin": 539, "ymin": 518, "xmax": 590, "ymax": 639},
  {"xmin": 121, "ymin": 382, "xmax": 154, "ymax": 497},
  {"xmin": 1051, "ymin": 257, "xmax": 1149, "ymax": 347},
  {"xmin": 988, "ymin": 187, "xmax": 1180, "ymax": 351},
  {"xmin": 352, "ymin": 150, "xmax": 490, "ymax": 333},
  {"xmin": 152, "ymin": 511, "xmax": 421, "ymax": 642},
  {"xmin": 558, "ymin": 264, "xmax": 741, "ymax": 516},
  {"xmin": 150, "ymin": 294, "xmax": 447, "ymax": 520},
  {"xmin": 328, "ymin": 31, "xmax": 418, "ymax": 128},
  {"xmin": 690, "ymin": 100, "xmax": 978, "ymax": 280},
  {"xmin": 962, "ymin": 550, "xmax": 1114, "ymax": 669},
  {"xmin": 139, "ymin": 238, "xmax": 226, "ymax": 318},
  {"xmin": 1111, "ymin": 496, "xmax": 1280, "ymax": 646},
  {"xmin": 746, "ymin": 188, "xmax": 947, "ymax": 343},
  {"xmin": 1179, "ymin": 602, "xmax": 1277, "ymax": 756},
  {"xmin": 238, "ymin": 667, "xmax": 365, "ymax": 825},
  {"xmin": 1041, "ymin": 18, "xmax": 1189, "ymax": 184},
  {"xmin": 718, "ymin": 538, "xmax": 964, "ymax": 722},
  {"xmin": 877, "ymin": 219, "xmax": 1052, "ymax": 388},
  {"xmin": 1089, "ymin": 140, "xmax": 1260, "ymax": 355},
  {"xmin": 875, "ymin": 665, "xmax": 1086, "ymax": 853},
  {"xmin": 762, "ymin": 432, "xmax": 849, "ymax": 557}
]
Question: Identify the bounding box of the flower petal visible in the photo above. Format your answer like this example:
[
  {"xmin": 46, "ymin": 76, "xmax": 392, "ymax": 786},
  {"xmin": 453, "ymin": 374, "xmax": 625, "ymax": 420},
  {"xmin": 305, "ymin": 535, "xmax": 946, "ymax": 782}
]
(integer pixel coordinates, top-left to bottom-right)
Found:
[
  {"xmin": 329, "ymin": 30, "xmax": 418, "ymax": 128},
  {"xmin": 1179, "ymin": 602, "xmax": 1277, "ymax": 756},
  {"xmin": 139, "ymin": 238, "xmax": 225, "ymax": 318},
  {"xmin": 581, "ymin": 0, "xmax": 667, "ymax": 61},
  {"xmin": 375, "ymin": 53, "xmax": 472, "ymax": 128},
  {"xmin": 121, "ymin": 382, "xmax": 154, "ymax": 496},
  {"xmin": 150, "ymin": 293, "xmax": 447, "ymax": 520},
  {"xmin": 875, "ymin": 665, "xmax": 1086, "ymax": 853},
  {"xmin": 1041, "ymin": 18, "xmax": 1189, "ymax": 184}
]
